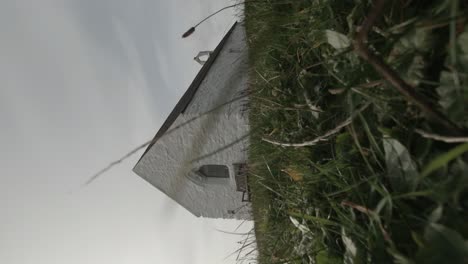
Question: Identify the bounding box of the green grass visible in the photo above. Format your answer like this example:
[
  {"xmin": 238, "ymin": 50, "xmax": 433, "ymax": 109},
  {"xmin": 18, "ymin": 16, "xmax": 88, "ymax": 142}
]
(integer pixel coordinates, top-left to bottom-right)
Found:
[{"xmin": 244, "ymin": 1, "xmax": 468, "ymax": 263}]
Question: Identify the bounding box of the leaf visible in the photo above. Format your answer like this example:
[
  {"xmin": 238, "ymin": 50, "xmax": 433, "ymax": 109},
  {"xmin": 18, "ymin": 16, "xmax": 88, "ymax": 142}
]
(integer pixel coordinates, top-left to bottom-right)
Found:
[
  {"xmin": 458, "ymin": 30, "xmax": 468, "ymax": 72},
  {"xmin": 425, "ymin": 224, "xmax": 466, "ymax": 249},
  {"xmin": 437, "ymin": 27, "xmax": 468, "ymax": 126},
  {"xmin": 346, "ymin": 5, "xmax": 360, "ymax": 35},
  {"xmin": 436, "ymin": 71, "xmax": 468, "ymax": 126},
  {"xmin": 288, "ymin": 210, "xmax": 340, "ymax": 226},
  {"xmin": 342, "ymin": 228, "xmax": 357, "ymax": 264},
  {"xmin": 428, "ymin": 205, "xmax": 443, "ymax": 223},
  {"xmin": 324, "ymin": 30, "xmax": 351, "ymax": 50},
  {"xmin": 398, "ymin": 27, "xmax": 433, "ymax": 52},
  {"xmin": 290, "ymin": 216, "xmax": 315, "ymax": 258},
  {"xmin": 289, "ymin": 216, "xmax": 311, "ymax": 235},
  {"xmin": 387, "ymin": 17, "xmax": 419, "ymax": 34},
  {"xmin": 388, "ymin": 27, "xmax": 432, "ymax": 61},
  {"xmin": 282, "ymin": 167, "xmax": 304, "ymax": 182},
  {"xmin": 416, "ymin": 223, "xmax": 468, "ymax": 264},
  {"xmin": 375, "ymin": 196, "xmax": 393, "ymax": 223},
  {"xmin": 411, "ymin": 231, "xmax": 425, "ymax": 248},
  {"xmin": 388, "ymin": 27, "xmax": 433, "ymax": 86},
  {"xmin": 388, "ymin": 247, "xmax": 414, "ymax": 264},
  {"xmin": 383, "ymin": 138, "xmax": 419, "ymax": 192},
  {"xmin": 316, "ymin": 250, "xmax": 342, "ymax": 264},
  {"xmin": 420, "ymin": 143, "xmax": 468, "ymax": 178}
]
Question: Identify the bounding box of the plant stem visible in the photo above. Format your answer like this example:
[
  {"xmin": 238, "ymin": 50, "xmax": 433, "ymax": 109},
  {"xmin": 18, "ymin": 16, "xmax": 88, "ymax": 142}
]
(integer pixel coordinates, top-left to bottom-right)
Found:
[{"xmin": 353, "ymin": 0, "xmax": 464, "ymax": 136}]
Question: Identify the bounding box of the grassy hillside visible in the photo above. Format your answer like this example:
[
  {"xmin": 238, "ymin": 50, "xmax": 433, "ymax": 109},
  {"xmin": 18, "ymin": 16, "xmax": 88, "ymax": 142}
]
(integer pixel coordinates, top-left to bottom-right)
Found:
[{"xmin": 245, "ymin": 1, "xmax": 468, "ymax": 263}]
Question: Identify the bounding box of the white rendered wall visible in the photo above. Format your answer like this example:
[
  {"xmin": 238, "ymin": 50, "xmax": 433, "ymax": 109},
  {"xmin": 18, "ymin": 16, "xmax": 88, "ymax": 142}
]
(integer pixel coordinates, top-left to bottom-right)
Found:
[{"xmin": 134, "ymin": 24, "xmax": 250, "ymax": 219}]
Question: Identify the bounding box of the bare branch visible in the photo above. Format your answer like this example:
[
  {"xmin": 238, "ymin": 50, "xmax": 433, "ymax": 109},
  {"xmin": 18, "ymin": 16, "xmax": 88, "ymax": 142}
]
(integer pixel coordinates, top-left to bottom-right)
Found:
[{"xmin": 353, "ymin": 0, "xmax": 464, "ymax": 136}]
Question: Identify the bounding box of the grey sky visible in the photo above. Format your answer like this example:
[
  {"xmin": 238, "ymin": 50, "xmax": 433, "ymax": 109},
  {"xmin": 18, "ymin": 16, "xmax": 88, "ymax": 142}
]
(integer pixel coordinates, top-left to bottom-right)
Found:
[{"xmin": 0, "ymin": 1, "xmax": 253, "ymax": 263}]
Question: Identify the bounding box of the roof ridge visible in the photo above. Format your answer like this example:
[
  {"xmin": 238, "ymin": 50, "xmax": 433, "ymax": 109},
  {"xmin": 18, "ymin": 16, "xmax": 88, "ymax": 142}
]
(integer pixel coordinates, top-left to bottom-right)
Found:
[{"xmin": 134, "ymin": 22, "xmax": 239, "ymax": 168}]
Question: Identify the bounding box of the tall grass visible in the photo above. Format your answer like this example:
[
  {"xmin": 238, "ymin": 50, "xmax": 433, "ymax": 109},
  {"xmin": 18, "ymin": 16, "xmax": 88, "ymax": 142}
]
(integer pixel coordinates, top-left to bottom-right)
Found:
[{"xmin": 245, "ymin": 1, "xmax": 468, "ymax": 263}]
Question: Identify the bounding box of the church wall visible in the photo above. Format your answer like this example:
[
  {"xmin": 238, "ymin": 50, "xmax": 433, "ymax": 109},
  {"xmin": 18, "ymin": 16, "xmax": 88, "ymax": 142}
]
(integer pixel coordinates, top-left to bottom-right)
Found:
[{"xmin": 134, "ymin": 23, "xmax": 251, "ymax": 219}]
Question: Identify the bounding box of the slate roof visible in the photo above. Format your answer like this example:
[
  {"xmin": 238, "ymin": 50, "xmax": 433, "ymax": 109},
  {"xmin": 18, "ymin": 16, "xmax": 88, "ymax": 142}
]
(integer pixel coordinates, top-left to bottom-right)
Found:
[{"xmin": 134, "ymin": 22, "xmax": 238, "ymax": 166}]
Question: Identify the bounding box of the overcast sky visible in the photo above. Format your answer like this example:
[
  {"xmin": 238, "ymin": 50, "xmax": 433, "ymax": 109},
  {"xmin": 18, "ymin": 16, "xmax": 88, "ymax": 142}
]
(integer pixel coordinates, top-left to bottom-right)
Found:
[{"xmin": 0, "ymin": 1, "xmax": 254, "ymax": 263}]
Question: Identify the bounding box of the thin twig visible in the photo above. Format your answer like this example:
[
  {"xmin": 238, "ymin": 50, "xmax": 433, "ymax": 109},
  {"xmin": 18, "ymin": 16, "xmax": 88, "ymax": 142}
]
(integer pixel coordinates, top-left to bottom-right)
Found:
[
  {"xmin": 236, "ymin": 230, "xmax": 252, "ymax": 261},
  {"xmin": 415, "ymin": 129, "xmax": 468, "ymax": 143},
  {"xmin": 82, "ymin": 140, "xmax": 151, "ymax": 187},
  {"xmin": 328, "ymin": 80, "xmax": 383, "ymax": 95},
  {"xmin": 83, "ymin": 92, "xmax": 252, "ymax": 187},
  {"xmin": 262, "ymin": 103, "xmax": 370, "ymax": 147},
  {"xmin": 353, "ymin": 0, "xmax": 464, "ymax": 136}
]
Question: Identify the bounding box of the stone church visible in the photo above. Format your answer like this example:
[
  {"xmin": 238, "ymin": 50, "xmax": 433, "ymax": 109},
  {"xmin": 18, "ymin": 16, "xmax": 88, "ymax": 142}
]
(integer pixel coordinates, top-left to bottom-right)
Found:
[{"xmin": 133, "ymin": 22, "xmax": 251, "ymax": 219}]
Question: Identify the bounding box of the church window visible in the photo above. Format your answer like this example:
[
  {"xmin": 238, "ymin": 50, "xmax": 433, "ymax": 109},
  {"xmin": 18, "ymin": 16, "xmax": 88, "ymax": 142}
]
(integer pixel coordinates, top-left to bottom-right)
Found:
[{"xmin": 198, "ymin": 165, "xmax": 229, "ymax": 178}]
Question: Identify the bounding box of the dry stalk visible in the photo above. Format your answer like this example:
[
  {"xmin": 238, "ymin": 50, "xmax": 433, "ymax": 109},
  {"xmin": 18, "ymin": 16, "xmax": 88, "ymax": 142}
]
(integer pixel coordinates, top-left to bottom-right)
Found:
[
  {"xmin": 328, "ymin": 80, "xmax": 383, "ymax": 95},
  {"xmin": 341, "ymin": 200, "xmax": 392, "ymax": 242},
  {"xmin": 415, "ymin": 129, "xmax": 468, "ymax": 143},
  {"xmin": 82, "ymin": 140, "xmax": 151, "ymax": 187},
  {"xmin": 262, "ymin": 103, "xmax": 370, "ymax": 147}
]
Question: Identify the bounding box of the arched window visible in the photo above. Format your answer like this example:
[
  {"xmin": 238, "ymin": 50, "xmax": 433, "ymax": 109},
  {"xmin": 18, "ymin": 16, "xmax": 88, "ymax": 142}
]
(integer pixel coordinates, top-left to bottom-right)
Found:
[
  {"xmin": 187, "ymin": 165, "xmax": 230, "ymax": 186},
  {"xmin": 198, "ymin": 165, "xmax": 229, "ymax": 178}
]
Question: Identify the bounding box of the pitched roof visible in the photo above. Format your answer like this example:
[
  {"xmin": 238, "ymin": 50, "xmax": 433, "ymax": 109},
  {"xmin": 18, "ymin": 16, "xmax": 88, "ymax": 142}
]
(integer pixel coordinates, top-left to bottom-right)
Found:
[{"xmin": 134, "ymin": 22, "xmax": 238, "ymax": 166}]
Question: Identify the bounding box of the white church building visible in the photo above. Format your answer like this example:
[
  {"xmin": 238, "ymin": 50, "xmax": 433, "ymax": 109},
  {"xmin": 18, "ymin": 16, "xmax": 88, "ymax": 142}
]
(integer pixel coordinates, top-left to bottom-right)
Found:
[{"xmin": 133, "ymin": 22, "xmax": 251, "ymax": 219}]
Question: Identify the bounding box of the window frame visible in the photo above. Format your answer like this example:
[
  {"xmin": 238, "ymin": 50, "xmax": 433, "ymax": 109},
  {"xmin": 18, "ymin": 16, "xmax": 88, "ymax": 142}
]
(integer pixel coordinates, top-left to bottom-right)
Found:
[{"xmin": 187, "ymin": 164, "xmax": 230, "ymax": 186}]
